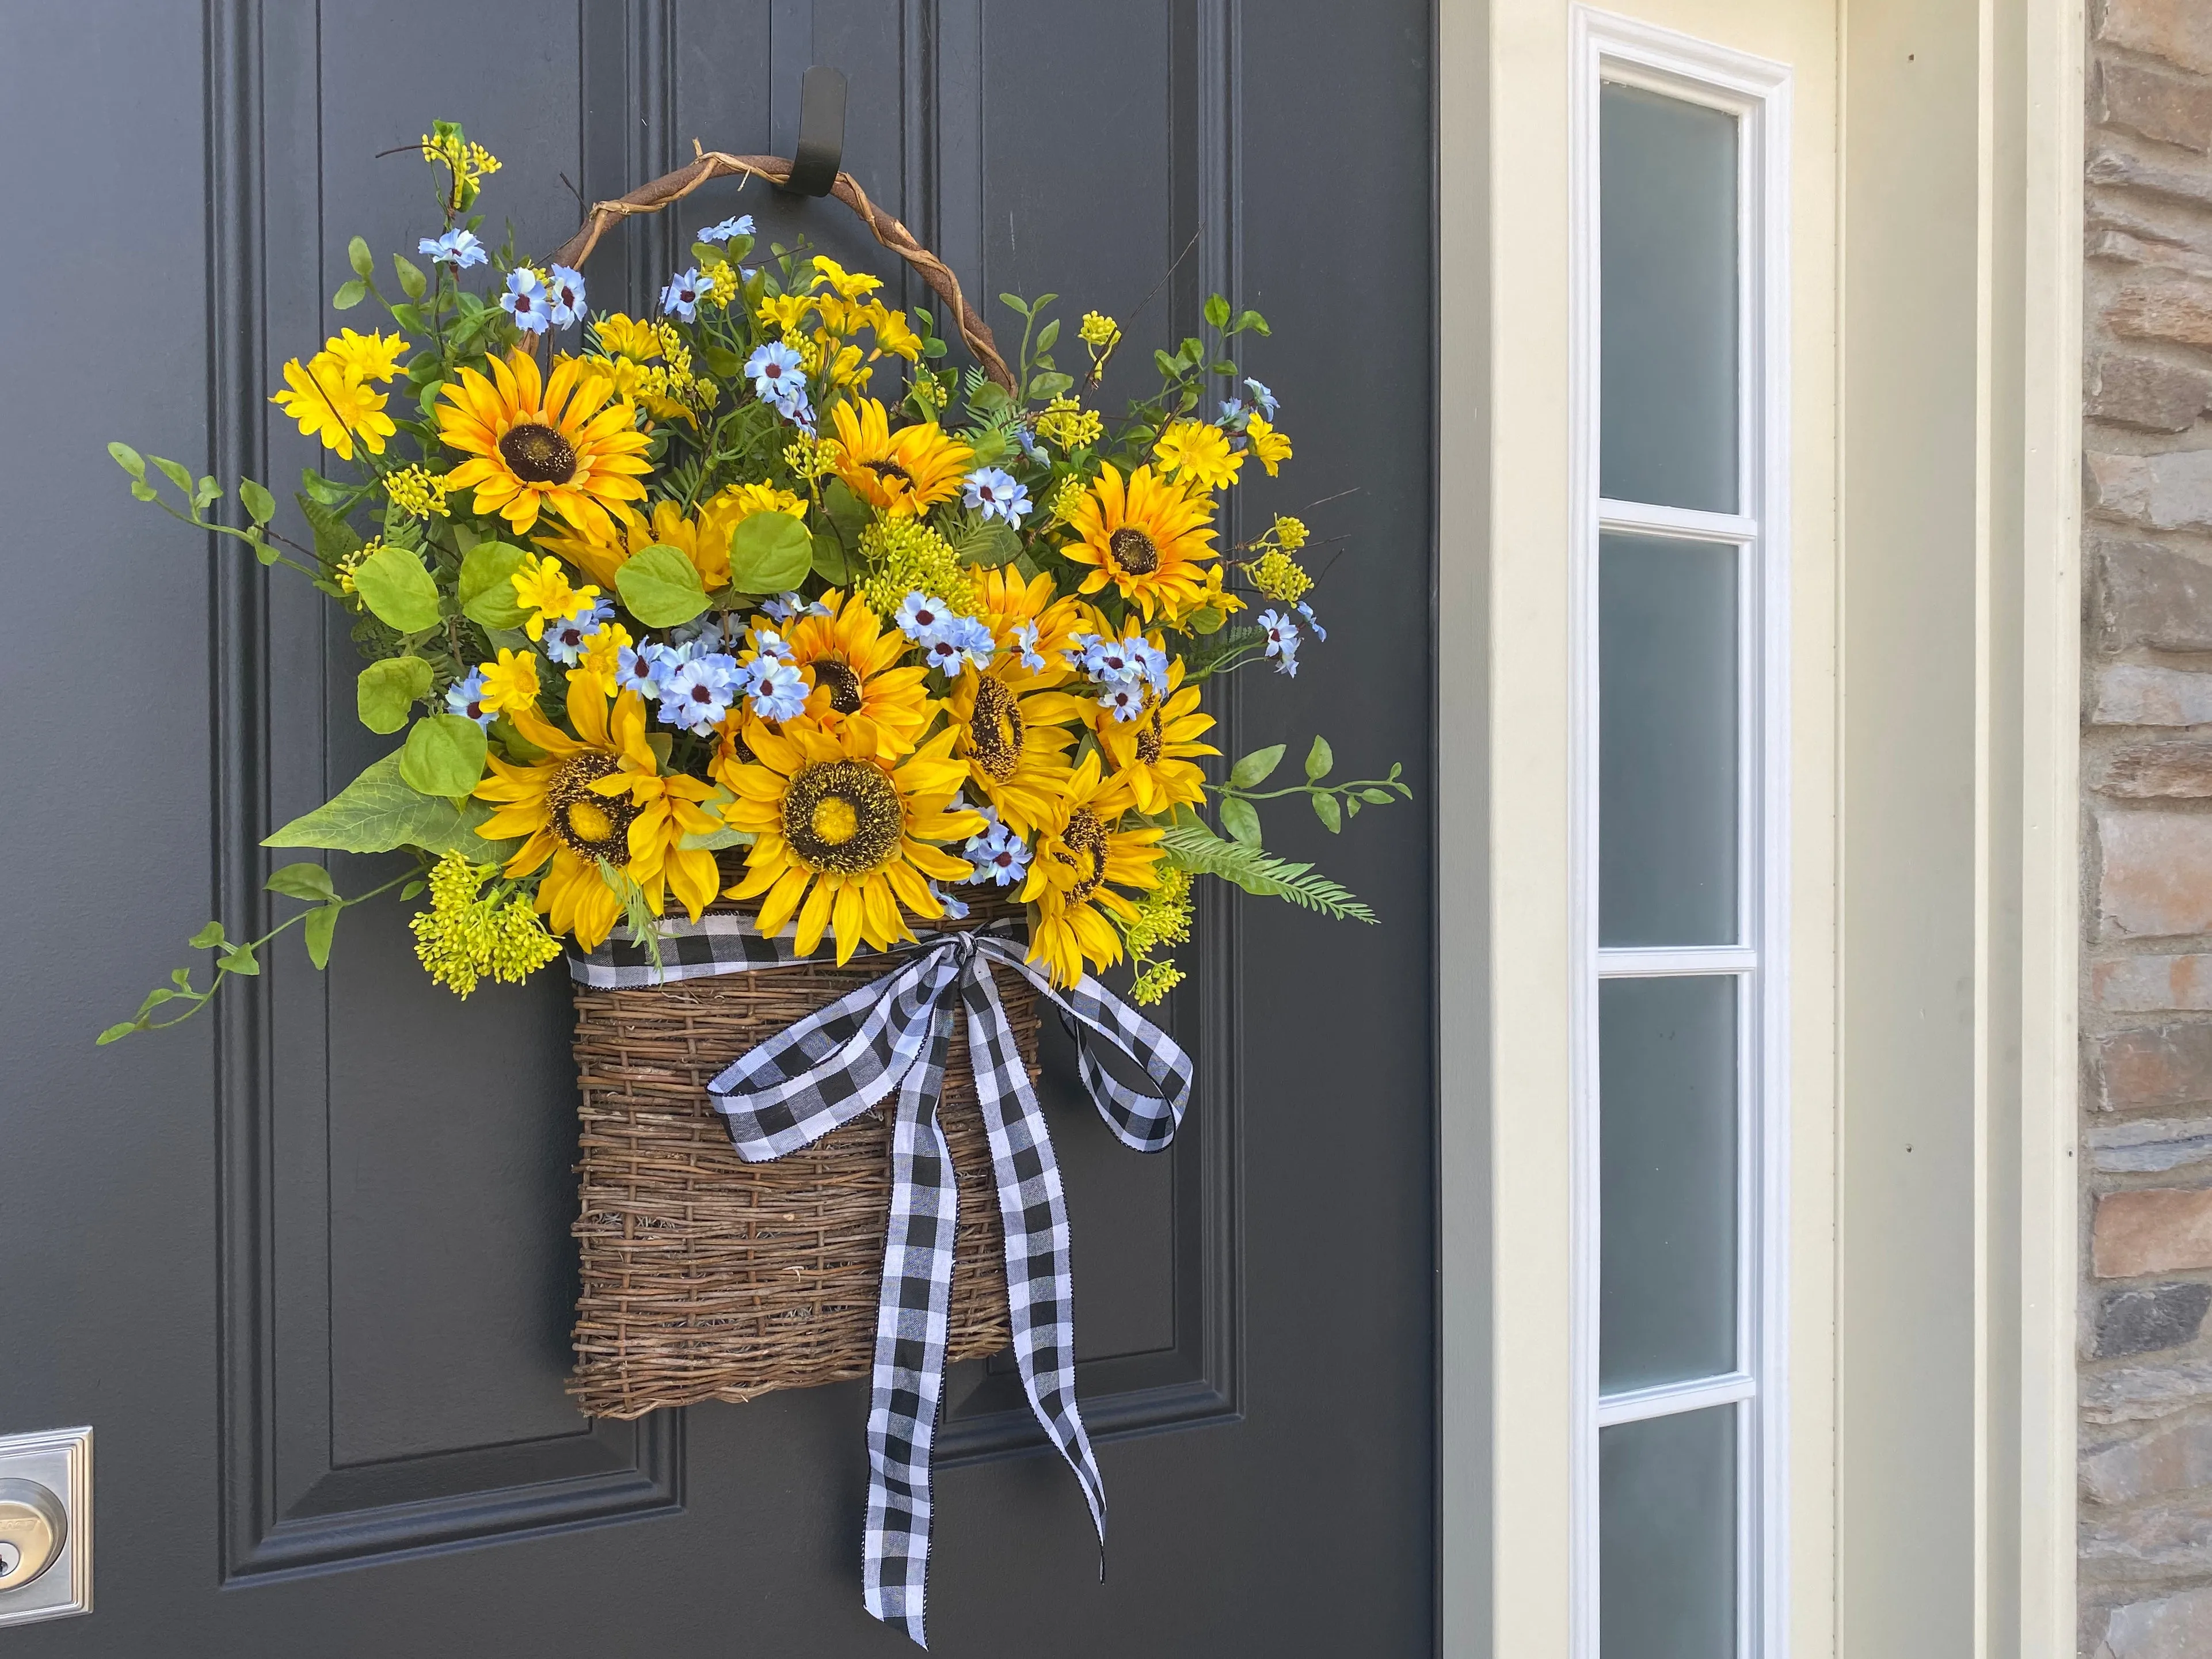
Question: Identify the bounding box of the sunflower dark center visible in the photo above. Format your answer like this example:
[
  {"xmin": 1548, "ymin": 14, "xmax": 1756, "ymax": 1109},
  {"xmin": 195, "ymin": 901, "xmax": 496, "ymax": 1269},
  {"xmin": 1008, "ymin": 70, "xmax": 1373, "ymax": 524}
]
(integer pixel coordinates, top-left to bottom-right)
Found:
[
  {"xmin": 968, "ymin": 676, "xmax": 1025, "ymax": 783},
  {"xmin": 814, "ymin": 656, "xmax": 865, "ymax": 715},
  {"xmin": 498, "ymin": 421, "xmax": 578, "ymax": 485},
  {"xmin": 783, "ymin": 759, "xmax": 903, "ymax": 874},
  {"xmin": 547, "ymin": 753, "xmax": 634, "ymax": 865},
  {"xmin": 1060, "ymin": 805, "xmax": 1109, "ymax": 903},
  {"xmin": 865, "ymin": 458, "xmax": 915, "ymax": 486},
  {"xmin": 1107, "ymin": 526, "xmax": 1159, "ymax": 574},
  {"xmin": 1135, "ymin": 705, "xmax": 1164, "ymax": 765}
]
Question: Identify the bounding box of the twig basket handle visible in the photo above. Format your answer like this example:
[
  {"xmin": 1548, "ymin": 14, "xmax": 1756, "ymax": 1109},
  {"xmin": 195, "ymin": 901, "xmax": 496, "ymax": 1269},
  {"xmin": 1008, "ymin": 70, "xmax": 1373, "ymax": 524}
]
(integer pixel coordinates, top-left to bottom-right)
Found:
[{"xmin": 551, "ymin": 143, "xmax": 1016, "ymax": 393}]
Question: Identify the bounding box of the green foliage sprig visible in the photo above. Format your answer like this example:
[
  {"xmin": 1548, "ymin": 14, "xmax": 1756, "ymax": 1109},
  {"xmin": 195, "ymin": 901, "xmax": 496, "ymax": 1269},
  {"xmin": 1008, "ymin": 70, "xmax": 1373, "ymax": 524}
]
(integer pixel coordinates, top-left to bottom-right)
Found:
[{"xmin": 1213, "ymin": 737, "xmax": 1411, "ymax": 839}]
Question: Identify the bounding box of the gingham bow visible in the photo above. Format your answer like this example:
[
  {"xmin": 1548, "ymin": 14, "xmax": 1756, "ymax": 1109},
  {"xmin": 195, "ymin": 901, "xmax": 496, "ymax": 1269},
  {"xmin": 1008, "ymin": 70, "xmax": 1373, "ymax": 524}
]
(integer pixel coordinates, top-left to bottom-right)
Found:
[{"xmin": 578, "ymin": 920, "xmax": 1191, "ymax": 1646}]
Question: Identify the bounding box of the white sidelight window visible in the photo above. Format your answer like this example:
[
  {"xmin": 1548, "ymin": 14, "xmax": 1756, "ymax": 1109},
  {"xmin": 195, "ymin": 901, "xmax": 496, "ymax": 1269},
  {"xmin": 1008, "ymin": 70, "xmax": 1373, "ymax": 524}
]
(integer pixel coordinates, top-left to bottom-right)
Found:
[{"xmin": 1570, "ymin": 14, "xmax": 1791, "ymax": 1659}]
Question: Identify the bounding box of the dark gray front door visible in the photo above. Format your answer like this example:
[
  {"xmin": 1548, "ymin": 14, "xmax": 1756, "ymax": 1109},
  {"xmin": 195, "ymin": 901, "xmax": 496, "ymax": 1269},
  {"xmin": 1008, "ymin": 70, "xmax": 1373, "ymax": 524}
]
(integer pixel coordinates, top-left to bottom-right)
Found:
[{"xmin": 2, "ymin": 3, "xmax": 1435, "ymax": 1652}]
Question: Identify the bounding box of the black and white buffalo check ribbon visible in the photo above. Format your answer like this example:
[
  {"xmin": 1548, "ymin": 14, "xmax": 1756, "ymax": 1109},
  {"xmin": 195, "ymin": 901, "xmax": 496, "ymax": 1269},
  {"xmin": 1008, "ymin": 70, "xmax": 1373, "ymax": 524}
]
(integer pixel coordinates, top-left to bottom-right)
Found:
[{"xmin": 569, "ymin": 915, "xmax": 1192, "ymax": 1647}]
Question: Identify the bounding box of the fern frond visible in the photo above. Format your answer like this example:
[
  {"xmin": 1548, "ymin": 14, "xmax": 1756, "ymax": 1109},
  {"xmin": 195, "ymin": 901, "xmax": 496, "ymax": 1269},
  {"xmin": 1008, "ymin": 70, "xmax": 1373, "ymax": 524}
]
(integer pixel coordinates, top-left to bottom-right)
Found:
[{"xmin": 1157, "ymin": 825, "xmax": 1379, "ymax": 923}]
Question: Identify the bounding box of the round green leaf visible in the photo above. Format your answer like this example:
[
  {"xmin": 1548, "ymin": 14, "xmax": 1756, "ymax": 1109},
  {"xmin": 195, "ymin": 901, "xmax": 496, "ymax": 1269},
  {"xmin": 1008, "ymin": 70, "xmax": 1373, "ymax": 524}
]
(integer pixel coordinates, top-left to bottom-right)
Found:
[
  {"xmin": 356, "ymin": 656, "xmax": 435, "ymax": 734},
  {"xmin": 265, "ymin": 862, "xmax": 338, "ymax": 903},
  {"xmin": 332, "ymin": 278, "xmax": 368, "ymax": 310},
  {"xmin": 457, "ymin": 540, "xmax": 532, "ymax": 627},
  {"xmin": 615, "ymin": 543, "xmax": 711, "ymax": 627},
  {"xmin": 1312, "ymin": 793, "xmax": 1342, "ymax": 833},
  {"xmin": 108, "ymin": 442, "xmax": 146, "ymax": 479},
  {"xmin": 399, "ymin": 714, "xmax": 489, "ymax": 799},
  {"xmin": 348, "ymin": 235, "xmax": 375, "ymax": 279},
  {"xmin": 1304, "ymin": 735, "xmax": 1334, "ymax": 780},
  {"xmin": 239, "ymin": 477, "xmax": 276, "ymax": 523},
  {"xmin": 724, "ymin": 511, "xmax": 813, "ymax": 595},
  {"xmin": 1219, "ymin": 796, "xmax": 1263, "ymax": 846},
  {"xmin": 352, "ymin": 544, "xmax": 443, "ymax": 633},
  {"xmin": 1228, "ymin": 743, "xmax": 1286, "ymax": 790}
]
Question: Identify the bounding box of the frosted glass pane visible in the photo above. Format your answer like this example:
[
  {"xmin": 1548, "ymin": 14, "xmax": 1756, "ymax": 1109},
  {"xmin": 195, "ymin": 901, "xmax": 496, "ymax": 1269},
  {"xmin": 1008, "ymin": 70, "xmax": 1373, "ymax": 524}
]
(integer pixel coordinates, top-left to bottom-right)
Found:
[
  {"xmin": 1600, "ymin": 975, "xmax": 1737, "ymax": 1391},
  {"xmin": 1600, "ymin": 1406, "xmax": 1737, "ymax": 1659},
  {"xmin": 1601, "ymin": 82, "xmax": 1739, "ymax": 512},
  {"xmin": 1599, "ymin": 534, "xmax": 1738, "ymax": 948}
]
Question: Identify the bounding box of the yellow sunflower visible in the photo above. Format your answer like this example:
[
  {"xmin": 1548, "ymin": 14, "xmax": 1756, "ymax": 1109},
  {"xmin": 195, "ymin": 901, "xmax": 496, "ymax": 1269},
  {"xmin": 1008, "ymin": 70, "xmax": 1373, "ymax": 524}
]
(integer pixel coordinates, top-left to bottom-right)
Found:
[
  {"xmin": 827, "ymin": 397, "xmax": 972, "ymax": 516},
  {"xmin": 768, "ymin": 589, "xmax": 934, "ymax": 759},
  {"xmin": 1020, "ymin": 752, "xmax": 1165, "ymax": 988},
  {"xmin": 472, "ymin": 674, "xmax": 721, "ymax": 950},
  {"xmin": 719, "ymin": 721, "xmax": 983, "ymax": 965},
  {"xmin": 538, "ymin": 497, "xmax": 738, "ymax": 593},
  {"xmin": 970, "ymin": 566, "xmax": 1087, "ymax": 692},
  {"xmin": 437, "ymin": 347, "xmax": 651, "ymax": 539},
  {"xmin": 1093, "ymin": 653, "xmax": 1217, "ymax": 815},
  {"xmin": 1060, "ymin": 461, "xmax": 1219, "ymax": 620},
  {"xmin": 945, "ymin": 660, "xmax": 1086, "ymax": 837}
]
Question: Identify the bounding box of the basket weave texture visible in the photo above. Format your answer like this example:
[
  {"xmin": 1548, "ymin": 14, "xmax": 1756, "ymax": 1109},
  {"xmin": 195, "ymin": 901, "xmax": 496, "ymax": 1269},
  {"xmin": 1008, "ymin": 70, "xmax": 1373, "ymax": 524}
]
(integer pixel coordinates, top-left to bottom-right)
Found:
[{"xmin": 566, "ymin": 910, "xmax": 1030, "ymax": 1420}]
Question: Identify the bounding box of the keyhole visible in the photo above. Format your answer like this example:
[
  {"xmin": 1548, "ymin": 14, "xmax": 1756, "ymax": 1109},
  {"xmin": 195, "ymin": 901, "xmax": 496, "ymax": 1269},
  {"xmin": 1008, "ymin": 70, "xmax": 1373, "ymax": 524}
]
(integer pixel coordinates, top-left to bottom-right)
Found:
[{"xmin": 0, "ymin": 1540, "xmax": 21, "ymax": 1578}]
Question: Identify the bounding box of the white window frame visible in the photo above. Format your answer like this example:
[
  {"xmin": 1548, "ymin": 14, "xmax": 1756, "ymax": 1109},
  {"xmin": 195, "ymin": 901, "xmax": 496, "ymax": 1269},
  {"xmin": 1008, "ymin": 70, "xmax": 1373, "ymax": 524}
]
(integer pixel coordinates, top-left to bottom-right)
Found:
[{"xmin": 1567, "ymin": 13, "xmax": 1793, "ymax": 1658}]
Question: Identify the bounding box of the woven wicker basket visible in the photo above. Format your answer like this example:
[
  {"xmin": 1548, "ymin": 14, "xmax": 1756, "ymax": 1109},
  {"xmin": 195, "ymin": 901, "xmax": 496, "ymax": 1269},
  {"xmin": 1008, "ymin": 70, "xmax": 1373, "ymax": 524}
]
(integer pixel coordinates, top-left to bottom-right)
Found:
[{"xmin": 566, "ymin": 902, "xmax": 1030, "ymax": 1420}]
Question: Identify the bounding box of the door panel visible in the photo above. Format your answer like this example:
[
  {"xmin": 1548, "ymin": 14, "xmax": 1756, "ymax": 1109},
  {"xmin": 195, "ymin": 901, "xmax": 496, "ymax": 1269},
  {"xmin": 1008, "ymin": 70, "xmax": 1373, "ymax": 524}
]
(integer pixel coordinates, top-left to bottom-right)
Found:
[{"xmin": 2, "ymin": 2, "xmax": 1434, "ymax": 1652}]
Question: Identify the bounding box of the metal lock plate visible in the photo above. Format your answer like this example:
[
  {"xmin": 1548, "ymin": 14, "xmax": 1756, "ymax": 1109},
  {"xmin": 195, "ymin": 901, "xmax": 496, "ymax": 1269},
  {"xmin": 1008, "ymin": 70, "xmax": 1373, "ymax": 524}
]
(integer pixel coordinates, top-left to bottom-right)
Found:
[
  {"xmin": 0, "ymin": 1428, "xmax": 90, "ymax": 1629},
  {"xmin": 0, "ymin": 1479, "xmax": 66, "ymax": 1589}
]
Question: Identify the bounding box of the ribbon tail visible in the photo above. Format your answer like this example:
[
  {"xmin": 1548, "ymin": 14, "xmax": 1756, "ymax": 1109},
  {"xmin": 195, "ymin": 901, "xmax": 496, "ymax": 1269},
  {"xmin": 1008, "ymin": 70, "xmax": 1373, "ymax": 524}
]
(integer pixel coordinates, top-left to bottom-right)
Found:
[
  {"xmin": 861, "ymin": 989, "xmax": 960, "ymax": 1650},
  {"xmin": 960, "ymin": 956, "xmax": 1109, "ymax": 1555}
]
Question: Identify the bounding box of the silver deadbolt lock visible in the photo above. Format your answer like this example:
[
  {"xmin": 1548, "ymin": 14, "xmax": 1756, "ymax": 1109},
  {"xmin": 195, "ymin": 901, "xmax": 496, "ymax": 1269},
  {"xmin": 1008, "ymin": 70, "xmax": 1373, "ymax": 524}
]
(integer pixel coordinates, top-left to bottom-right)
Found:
[{"xmin": 0, "ymin": 1480, "xmax": 67, "ymax": 1591}]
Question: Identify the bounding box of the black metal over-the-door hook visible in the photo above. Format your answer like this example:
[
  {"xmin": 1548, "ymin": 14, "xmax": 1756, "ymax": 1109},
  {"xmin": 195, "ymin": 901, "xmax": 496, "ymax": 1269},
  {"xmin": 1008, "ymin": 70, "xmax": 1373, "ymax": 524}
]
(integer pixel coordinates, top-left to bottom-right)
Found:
[{"xmin": 780, "ymin": 66, "xmax": 846, "ymax": 196}]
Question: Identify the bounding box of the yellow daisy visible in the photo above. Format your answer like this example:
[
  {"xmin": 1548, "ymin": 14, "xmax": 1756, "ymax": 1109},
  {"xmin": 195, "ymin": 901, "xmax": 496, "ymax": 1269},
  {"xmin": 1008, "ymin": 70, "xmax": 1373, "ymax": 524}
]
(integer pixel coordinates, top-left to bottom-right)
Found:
[
  {"xmin": 1093, "ymin": 654, "xmax": 1217, "ymax": 815},
  {"xmin": 472, "ymin": 675, "xmax": 721, "ymax": 950},
  {"xmin": 437, "ymin": 347, "xmax": 652, "ymax": 539},
  {"xmin": 270, "ymin": 352, "xmax": 394, "ymax": 461},
  {"xmin": 718, "ymin": 721, "xmax": 983, "ymax": 966},
  {"xmin": 1060, "ymin": 461, "xmax": 1219, "ymax": 621},
  {"xmin": 1019, "ymin": 752, "xmax": 1165, "ymax": 988},
  {"xmin": 1243, "ymin": 414, "xmax": 1292, "ymax": 476},
  {"xmin": 1152, "ymin": 420, "xmax": 1243, "ymax": 490},
  {"xmin": 770, "ymin": 590, "xmax": 934, "ymax": 760},
  {"xmin": 827, "ymin": 397, "xmax": 973, "ymax": 516}
]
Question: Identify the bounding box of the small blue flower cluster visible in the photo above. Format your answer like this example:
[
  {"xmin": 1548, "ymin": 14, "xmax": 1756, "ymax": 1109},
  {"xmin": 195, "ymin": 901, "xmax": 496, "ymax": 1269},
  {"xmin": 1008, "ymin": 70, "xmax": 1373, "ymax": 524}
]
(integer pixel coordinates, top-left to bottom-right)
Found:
[
  {"xmin": 1218, "ymin": 376, "xmax": 1279, "ymax": 424},
  {"xmin": 962, "ymin": 805, "xmax": 1032, "ymax": 888},
  {"xmin": 698, "ymin": 215, "xmax": 755, "ymax": 245},
  {"xmin": 446, "ymin": 669, "xmax": 493, "ymax": 728},
  {"xmin": 501, "ymin": 263, "xmax": 588, "ymax": 336},
  {"xmin": 895, "ymin": 593, "xmax": 994, "ymax": 675},
  {"xmin": 1065, "ymin": 630, "xmax": 1169, "ymax": 722},
  {"xmin": 743, "ymin": 341, "xmax": 812, "ymax": 429},
  {"xmin": 618, "ymin": 621, "xmax": 808, "ymax": 735},
  {"xmin": 961, "ymin": 467, "xmax": 1031, "ymax": 526},
  {"xmin": 659, "ymin": 268, "xmax": 705, "ymax": 322},
  {"xmin": 760, "ymin": 591, "xmax": 833, "ymax": 625},
  {"xmin": 541, "ymin": 595, "xmax": 616, "ymax": 667},
  {"xmin": 1254, "ymin": 609, "xmax": 1303, "ymax": 677}
]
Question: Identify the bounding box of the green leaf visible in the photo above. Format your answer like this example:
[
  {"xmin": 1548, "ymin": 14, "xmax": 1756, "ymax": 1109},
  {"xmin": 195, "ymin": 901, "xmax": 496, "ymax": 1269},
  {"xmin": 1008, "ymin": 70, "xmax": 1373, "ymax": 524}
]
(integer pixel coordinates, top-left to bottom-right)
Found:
[
  {"xmin": 999, "ymin": 292, "xmax": 1033, "ymax": 318},
  {"xmin": 1312, "ymin": 793, "xmax": 1342, "ymax": 832},
  {"xmin": 1232, "ymin": 309, "xmax": 1270, "ymax": 336},
  {"xmin": 189, "ymin": 920, "xmax": 227, "ymax": 949},
  {"xmin": 220, "ymin": 943, "xmax": 260, "ymax": 976},
  {"xmin": 194, "ymin": 475, "xmax": 222, "ymax": 509},
  {"xmin": 348, "ymin": 235, "xmax": 374, "ymax": 279},
  {"xmin": 108, "ymin": 442, "xmax": 146, "ymax": 479},
  {"xmin": 239, "ymin": 478, "xmax": 276, "ymax": 523},
  {"xmin": 822, "ymin": 477, "xmax": 869, "ymax": 542},
  {"xmin": 265, "ymin": 861, "xmax": 338, "ymax": 902},
  {"xmin": 352, "ymin": 544, "xmax": 442, "ymax": 633},
  {"xmin": 399, "ymin": 714, "xmax": 489, "ymax": 799},
  {"xmin": 301, "ymin": 467, "xmax": 352, "ymax": 505},
  {"xmin": 810, "ymin": 527, "xmax": 854, "ymax": 585},
  {"xmin": 97, "ymin": 1022, "xmax": 142, "ymax": 1046},
  {"xmin": 333, "ymin": 278, "xmax": 368, "ymax": 310},
  {"xmin": 615, "ymin": 542, "xmax": 711, "ymax": 626},
  {"xmin": 1228, "ymin": 743, "xmax": 1286, "ymax": 789},
  {"xmin": 296, "ymin": 492, "xmax": 363, "ymax": 564},
  {"xmin": 1185, "ymin": 605, "xmax": 1225, "ymax": 635},
  {"xmin": 303, "ymin": 903, "xmax": 340, "ymax": 970},
  {"xmin": 1304, "ymin": 735, "xmax": 1334, "ymax": 781},
  {"xmin": 965, "ymin": 380, "xmax": 1013, "ymax": 416},
  {"xmin": 264, "ymin": 751, "xmax": 510, "ymax": 859},
  {"xmin": 1219, "ymin": 796, "xmax": 1263, "ymax": 846},
  {"xmin": 388, "ymin": 302, "xmax": 424, "ymax": 333},
  {"xmin": 951, "ymin": 518, "xmax": 1022, "ymax": 569},
  {"xmin": 401, "ymin": 880, "xmax": 427, "ymax": 901},
  {"xmin": 724, "ymin": 511, "xmax": 813, "ymax": 595},
  {"xmin": 254, "ymin": 537, "xmax": 280, "ymax": 566},
  {"xmin": 702, "ymin": 344, "xmax": 744, "ymax": 379},
  {"xmin": 1026, "ymin": 371, "xmax": 1074, "ymax": 401},
  {"xmin": 393, "ymin": 254, "xmax": 427, "ymax": 299},
  {"xmin": 1345, "ymin": 796, "xmax": 1362, "ymax": 818},
  {"xmin": 1157, "ymin": 824, "xmax": 1378, "ymax": 923},
  {"xmin": 152, "ymin": 455, "xmax": 193, "ymax": 492},
  {"xmin": 1208, "ymin": 360, "xmax": 1239, "ymax": 378},
  {"xmin": 356, "ymin": 655, "xmax": 435, "ymax": 734},
  {"xmin": 457, "ymin": 540, "xmax": 533, "ymax": 627},
  {"xmin": 1035, "ymin": 318, "xmax": 1061, "ymax": 353},
  {"xmin": 1204, "ymin": 293, "xmax": 1231, "ymax": 330},
  {"xmin": 130, "ymin": 479, "xmax": 157, "ymax": 501},
  {"xmin": 1359, "ymin": 787, "xmax": 1394, "ymax": 804}
]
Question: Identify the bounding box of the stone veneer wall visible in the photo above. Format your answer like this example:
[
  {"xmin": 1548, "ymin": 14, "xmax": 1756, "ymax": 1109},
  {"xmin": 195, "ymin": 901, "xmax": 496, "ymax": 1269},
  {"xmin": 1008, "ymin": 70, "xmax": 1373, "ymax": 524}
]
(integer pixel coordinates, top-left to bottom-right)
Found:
[{"xmin": 2082, "ymin": 4, "xmax": 2212, "ymax": 1653}]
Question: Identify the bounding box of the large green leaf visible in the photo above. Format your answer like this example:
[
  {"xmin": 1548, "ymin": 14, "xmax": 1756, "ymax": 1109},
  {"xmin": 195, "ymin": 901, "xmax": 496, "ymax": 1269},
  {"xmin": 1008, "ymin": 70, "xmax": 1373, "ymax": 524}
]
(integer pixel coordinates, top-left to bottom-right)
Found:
[
  {"xmin": 810, "ymin": 527, "xmax": 853, "ymax": 585},
  {"xmin": 263, "ymin": 751, "xmax": 511, "ymax": 859},
  {"xmin": 352, "ymin": 544, "xmax": 442, "ymax": 633},
  {"xmin": 356, "ymin": 656, "xmax": 433, "ymax": 734},
  {"xmin": 615, "ymin": 542, "xmax": 710, "ymax": 626},
  {"xmin": 724, "ymin": 511, "xmax": 812, "ymax": 595},
  {"xmin": 457, "ymin": 539, "xmax": 532, "ymax": 627},
  {"xmin": 399, "ymin": 714, "xmax": 488, "ymax": 798}
]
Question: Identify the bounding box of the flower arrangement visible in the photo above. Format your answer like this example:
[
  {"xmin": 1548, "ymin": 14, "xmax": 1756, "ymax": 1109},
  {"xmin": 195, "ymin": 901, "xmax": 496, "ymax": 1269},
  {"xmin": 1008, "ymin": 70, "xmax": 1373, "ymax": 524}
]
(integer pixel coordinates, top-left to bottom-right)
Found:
[{"xmin": 100, "ymin": 122, "xmax": 1404, "ymax": 1042}]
